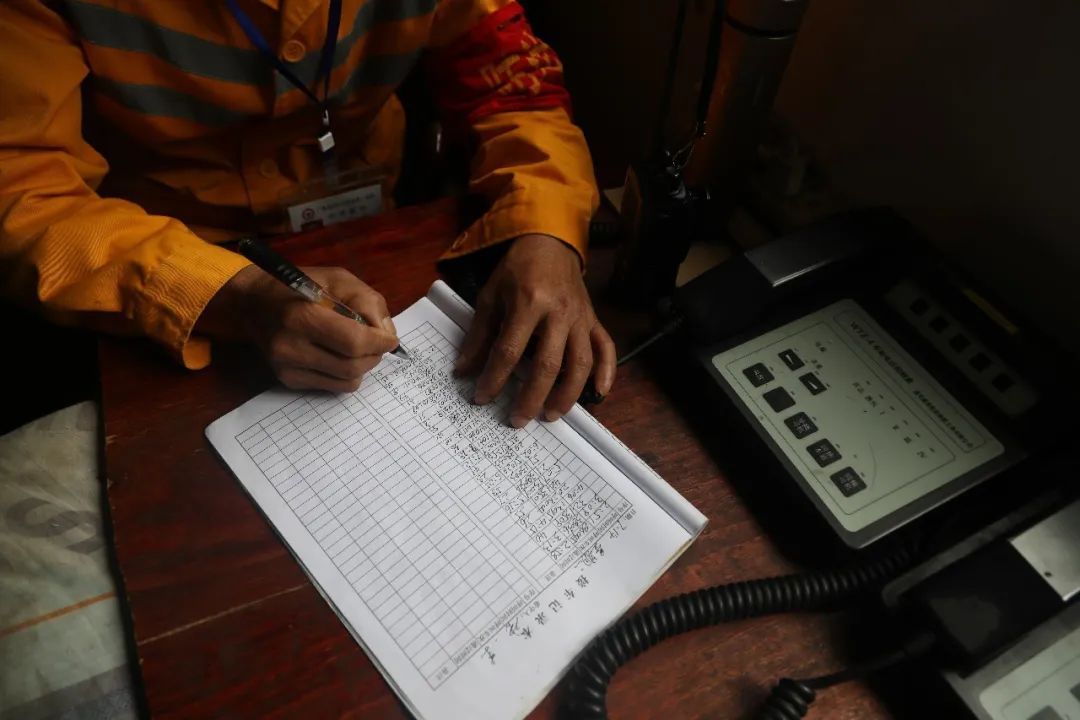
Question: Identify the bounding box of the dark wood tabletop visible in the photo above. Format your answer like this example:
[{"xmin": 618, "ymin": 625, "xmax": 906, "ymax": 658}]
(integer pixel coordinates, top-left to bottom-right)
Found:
[{"xmin": 100, "ymin": 199, "xmax": 894, "ymax": 719}]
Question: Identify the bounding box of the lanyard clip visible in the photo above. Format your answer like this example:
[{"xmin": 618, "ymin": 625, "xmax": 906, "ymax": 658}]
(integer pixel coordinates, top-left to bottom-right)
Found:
[{"xmin": 318, "ymin": 109, "xmax": 336, "ymax": 153}]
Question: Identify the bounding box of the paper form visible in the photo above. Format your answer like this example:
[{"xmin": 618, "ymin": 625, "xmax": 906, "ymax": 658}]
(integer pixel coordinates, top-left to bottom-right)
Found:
[{"xmin": 206, "ymin": 282, "xmax": 706, "ymax": 720}]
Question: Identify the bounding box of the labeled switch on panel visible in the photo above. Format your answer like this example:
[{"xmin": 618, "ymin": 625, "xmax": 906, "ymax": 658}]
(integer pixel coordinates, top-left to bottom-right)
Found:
[
  {"xmin": 743, "ymin": 363, "xmax": 774, "ymax": 387},
  {"xmin": 799, "ymin": 372, "xmax": 827, "ymax": 395},
  {"xmin": 807, "ymin": 438, "xmax": 841, "ymax": 467},
  {"xmin": 830, "ymin": 467, "xmax": 866, "ymax": 497},
  {"xmin": 784, "ymin": 412, "xmax": 818, "ymax": 439},
  {"xmin": 779, "ymin": 349, "xmax": 805, "ymax": 371}
]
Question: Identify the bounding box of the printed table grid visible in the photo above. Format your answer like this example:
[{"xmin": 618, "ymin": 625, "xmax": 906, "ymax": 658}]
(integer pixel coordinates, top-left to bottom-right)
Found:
[
  {"xmin": 235, "ymin": 320, "xmax": 632, "ymax": 688},
  {"xmin": 371, "ymin": 323, "xmax": 631, "ymax": 578}
]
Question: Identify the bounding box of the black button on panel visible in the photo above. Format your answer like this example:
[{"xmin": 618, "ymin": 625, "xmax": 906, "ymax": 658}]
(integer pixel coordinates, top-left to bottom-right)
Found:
[
  {"xmin": 969, "ymin": 352, "xmax": 992, "ymax": 372},
  {"xmin": 778, "ymin": 349, "xmax": 805, "ymax": 371},
  {"xmin": 992, "ymin": 373, "xmax": 1016, "ymax": 392},
  {"xmin": 763, "ymin": 387, "xmax": 795, "ymax": 413},
  {"xmin": 784, "ymin": 412, "xmax": 818, "ymax": 439},
  {"xmin": 807, "ymin": 438, "xmax": 841, "ymax": 467},
  {"xmin": 830, "ymin": 467, "xmax": 866, "ymax": 497},
  {"xmin": 909, "ymin": 298, "xmax": 930, "ymax": 316},
  {"xmin": 798, "ymin": 372, "xmax": 827, "ymax": 395},
  {"xmin": 1027, "ymin": 708, "xmax": 1063, "ymax": 720},
  {"xmin": 929, "ymin": 315, "xmax": 950, "ymax": 333},
  {"xmin": 743, "ymin": 363, "xmax": 774, "ymax": 387},
  {"xmin": 949, "ymin": 334, "xmax": 971, "ymax": 352}
]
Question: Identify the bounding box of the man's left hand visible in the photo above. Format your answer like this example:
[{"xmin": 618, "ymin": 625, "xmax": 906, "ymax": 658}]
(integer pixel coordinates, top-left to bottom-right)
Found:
[{"xmin": 455, "ymin": 234, "xmax": 616, "ymax": 427}]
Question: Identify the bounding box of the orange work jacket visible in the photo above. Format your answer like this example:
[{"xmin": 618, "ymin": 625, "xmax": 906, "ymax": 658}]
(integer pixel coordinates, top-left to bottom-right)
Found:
[{"xmin": 0, "ymin": 0, "xmax": 598, "ymax": 368}]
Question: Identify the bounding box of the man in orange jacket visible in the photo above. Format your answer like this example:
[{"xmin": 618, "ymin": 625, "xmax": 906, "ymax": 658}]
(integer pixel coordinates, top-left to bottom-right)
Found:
[{"xmin": 0, "ymin": 0, "xmax": 615, "ymax": 428}]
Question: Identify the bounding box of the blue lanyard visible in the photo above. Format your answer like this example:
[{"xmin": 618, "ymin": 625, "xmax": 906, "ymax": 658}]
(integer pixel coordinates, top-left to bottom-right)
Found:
[{"xmin": 226, "ymin": 0, "xmax": 343, "ymax": 157}]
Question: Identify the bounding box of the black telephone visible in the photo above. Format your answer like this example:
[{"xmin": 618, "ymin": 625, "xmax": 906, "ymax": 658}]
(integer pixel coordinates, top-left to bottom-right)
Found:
[
  {"xmin": 673, "ymin": 208, "xmax": 1067, "ymax": 552},
  {"xmin": 562, "ymin": 209, "xmax": 1080, "ymax": 719}
]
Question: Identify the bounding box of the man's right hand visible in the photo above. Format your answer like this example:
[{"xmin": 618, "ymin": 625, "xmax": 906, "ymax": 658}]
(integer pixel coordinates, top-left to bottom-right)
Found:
[{"xmin": 197, "ymin": 265, "xmax": 399, "ymax": 393}]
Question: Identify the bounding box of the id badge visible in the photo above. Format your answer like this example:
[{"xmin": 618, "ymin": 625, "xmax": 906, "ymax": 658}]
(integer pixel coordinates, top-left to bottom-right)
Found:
[{"xmin": 281, "ymin": 167, "xmax": 386, "ymax": 233}]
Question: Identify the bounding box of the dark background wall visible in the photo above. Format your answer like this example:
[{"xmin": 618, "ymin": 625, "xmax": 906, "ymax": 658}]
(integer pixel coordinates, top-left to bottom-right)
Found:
[{"xmin": 528, "ymin": 0, "xmax": 1080, "ymax": 355}]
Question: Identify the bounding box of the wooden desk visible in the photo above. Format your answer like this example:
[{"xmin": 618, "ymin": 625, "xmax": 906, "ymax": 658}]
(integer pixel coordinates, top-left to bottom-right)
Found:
[{"xmin": 101, "ymin": 200, "xmax": 892, "ymax": 719}]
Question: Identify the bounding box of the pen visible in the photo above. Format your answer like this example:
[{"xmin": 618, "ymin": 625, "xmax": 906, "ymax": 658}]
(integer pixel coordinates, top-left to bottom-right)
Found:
[{"xmin": 236, "ymin": 238, "xmax": 411, "ymax": 361}]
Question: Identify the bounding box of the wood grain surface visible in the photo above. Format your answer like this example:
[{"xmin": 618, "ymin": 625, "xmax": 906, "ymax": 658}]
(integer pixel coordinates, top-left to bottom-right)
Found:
[{"xmin": 101, "ymin": 199, "xmax": 894, "ymax": 719}]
